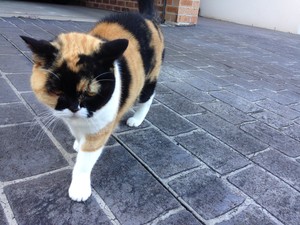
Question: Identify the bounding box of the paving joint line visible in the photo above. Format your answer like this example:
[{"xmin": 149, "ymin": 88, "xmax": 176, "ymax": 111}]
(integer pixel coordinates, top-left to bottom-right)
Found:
[
  {"xmin": 143, "ymin": 207, "xmax": 185, "ymax": 225},
  {"xmin": 91, "ymin": 189, "xmax": 121, "ymax": 225},
  {"xmin": 114, "ymin": 135, "xmax": 206, "ymax": 224}
]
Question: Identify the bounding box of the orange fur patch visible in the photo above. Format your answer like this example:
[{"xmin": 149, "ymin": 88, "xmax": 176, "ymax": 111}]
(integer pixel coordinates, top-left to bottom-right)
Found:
[
  {"xmin": 145, "ymin": 20, "xmax": 164, "ymax": 82},
  {"xmin": 90, "ymin": 22, "xmax": 146, "ymax": 120},
  {"xmin": 31, "ymin": 65, "xmax": 58, "ymax": 108},
  {"xmin": 54, "ymin": 33, "xmax": 103, "ymax": 72}
]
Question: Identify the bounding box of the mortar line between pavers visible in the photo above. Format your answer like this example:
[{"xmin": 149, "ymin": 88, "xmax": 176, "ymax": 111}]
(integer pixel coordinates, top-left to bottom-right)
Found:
[
  {"xmin": 207, "ymin": 197, "xmax": 284, "ymax": 225},
  {"xmin": 0, "ymin": 121, "xmax": 32, "ymax": 128},
  {"xmin": 245, "ymin": 155, "xmax": 300, "ymax": 193},
  {"xmin": 114, "ymin": 136, "xmax": 207, "ymax": 224},
  {"xmin": 1, "ymin": 166, "xmax": 71, "ymax": 188},
  {"xmin": 162, "ymin": 167, "xmax": 204, "ymax": 183},
  {"xmin": 248, "ymin": 147, "xmax": 300, "ymax": 164},
  {"xmin": 185, "ymin": 114, "xmax": 272, "ymax": 160},
  {"xmin": 143, "ymin": 207, "xmax": 185, "ymax": 225},
  {"xmin": 1, "ymin": 74, "xmax": 74, "ymax": 166},
  {"xmin": 223, "ymin": 170, "xmax": 298, "ymax": 225},
  {"xmin": 1, "ymin": 34, "xmax": 33, "ymax": 64},
  {"xmin": 0, "ymin": 102, "xmax": 22, "ymax": 106},
  {"xmin": 91, "ymin": 189, "xmax": 121, "ymax": 225},
  {"xmin": 0, "ymin": 188, "xmax": 17, "ymax": 225}
]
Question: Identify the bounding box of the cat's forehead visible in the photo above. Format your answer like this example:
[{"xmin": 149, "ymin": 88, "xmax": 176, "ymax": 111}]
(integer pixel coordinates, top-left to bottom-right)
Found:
[
  {"xmin": 53, "ymin": 33, "xmax": 103, "ymax": 72},
  {"xmin": 56, "ymin": 33, "xmax": 103, "ymax": 54}
]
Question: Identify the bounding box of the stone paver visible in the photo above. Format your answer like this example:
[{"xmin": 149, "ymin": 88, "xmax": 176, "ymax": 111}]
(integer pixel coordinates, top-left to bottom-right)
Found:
[
  {"xmin": 0, "ymin": 124, "xmax": 68, "ymax": 181},
  {"xmin": 117, "ymin": 128, "xmax": 200, "ymax": 178},
  {"xmin": 92, "ymin": 146, "xmax": 181, "ymax": 225},
  {"xmin": 1, "ymin": 3, "xmax": 300, "ymax": 225},
  {"xmin": 228, "ymin": 167, "xmax": 300, "ymax": 225},
  {"xmin": 168, "ymin": 168, "xmax": 245, "ymax": 220},
  {"xmin": 4, "ymin": 170, "xmax": 113, "ymax": 225},
  {"xmin": 215, "ymin": 204, "xmax": 277, "ymax": 225}
]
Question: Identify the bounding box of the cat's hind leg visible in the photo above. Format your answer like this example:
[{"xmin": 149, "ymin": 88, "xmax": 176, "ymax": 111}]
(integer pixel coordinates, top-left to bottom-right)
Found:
[{"xmin": 127, "ymin": 80, "xmax": 156, "ymax": 127}]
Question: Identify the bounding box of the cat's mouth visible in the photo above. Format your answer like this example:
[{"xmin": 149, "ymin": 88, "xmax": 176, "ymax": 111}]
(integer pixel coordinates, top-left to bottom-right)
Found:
[{"xmin": 53, "ymin": 108, "xmax": 89, "ymax": 119}]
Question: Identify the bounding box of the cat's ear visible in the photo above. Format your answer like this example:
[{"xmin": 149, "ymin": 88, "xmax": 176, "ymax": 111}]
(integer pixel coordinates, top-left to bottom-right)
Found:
[
  {"xmin": 20, "ymin": 36, "xmax": 58, "ymax": 66},
  {"xmin": 99, "ymin": 39, "xmax": 129, "ymax": 62}
]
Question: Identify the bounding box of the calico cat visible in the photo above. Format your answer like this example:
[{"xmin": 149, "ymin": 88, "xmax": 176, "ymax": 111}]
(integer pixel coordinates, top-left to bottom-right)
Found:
[{"xmin": 21, "ymin": 0, "xmax": 164, "ymax": 202}]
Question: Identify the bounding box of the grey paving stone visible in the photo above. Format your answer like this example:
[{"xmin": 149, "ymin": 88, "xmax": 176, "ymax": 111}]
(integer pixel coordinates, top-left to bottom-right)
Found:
[
  {"xmin": 21, "ymin": 92, "xmax": 49, "ymax": 116},
  {"xmin": 189, "ymin": 70, "xmax": 232, "ymax": 88},
  {"xmin": 187, "ymin": 111, "xmax": 268, "ymax": 155},
  {"xmin": 252, "ymin": 149, "xmax": 300, "ymax": 191},
  {"xmin": 215, "ymin": 204, "xmax": 277, "ymax": 225},
  {"xmin": 241, "ymin": 122, "xmax": 300, "ymax": 157},
  {"xmin": 0, "ymin": 54, "xmax": 32, "ymax": 73},
  {"xmin": 0, "ymin": 205, "xmax": 8, "ymax": 225},
  {"xmin": 0, "ymin": 103, "xmax": 33, "ymax": 125},
  {"xmin": 255, "ymin": 89, "xmax": 299, "ymax": 106},
  {"xmin": 0, "ymin": 124, "xmax": 68, "ymax": 181},
  {"xmin": 117, "ymin": 128, "xmax": 200, "ymax": 178},
  {"xmin": 224, "ymin": 84, "xmax": 266, "ymax": 102},
  {"xmin": 202, "ymin": 100, "xmax": 254, "ymax": 125},
  {"xmin": 92, "ymin": 145, "xmax": 180, "ymax": 225},
  {"xmin": 147, "ymin": 104, "xmax": 196, "ymax": 136},
  {"xmin": 0, "ymin": 45, "xmax": 21, "ymax": 55},
  {"xmin": 175, "ymin": 131, "xmax": 249, "ymax": 174},
  {"xmin": 282, "ymin": 123, "xmax": 300, "ymax": 141},
  {"xmin": 168, "ymin": 168, "xmax": 245, "ymax": 220},
  {"xmin": 0, "ymin": 78, "xmax": 20, "ymax": 103},
  {"xmin": 210, "ymin": 90, "xmax": 262, "ymax": 113},
  {"xmin": 291, "ymin": 103, "xmax": 300, "ymax": 112},
  {"xmin": 155, "ymin": 91, "xmax": 205, "ymax": 116},
  {"xmin": 250, "ymin": 109, "xmax": 292, "ymax": 129},
  {"xmin": 164, "ymin": 80, "xmax": 215, "ymax": 103},
  {"xmin": 156, "ymin": 210, "xmax": 202, "ymax": 225},
  {"xmin": 256, "ymin": 99, "xmax": 300, "ymax": 120},
  {"xmin": 228, "ymin": 166, "xmax": 300, "ymax": 225},
  {"xmin": 6, "ymin": 73, "xmax": 31, "ymax": 92},
  {"xmin": 4, "ymin": 170, "xmax": 112, "ymax": 225},
  {"xmin": 184, "ymin": 75, "xmax": 221, "ymax": 92},
  {"xmin": 169, "ymin": 61, "xmax": 198, "ymax": 71}
]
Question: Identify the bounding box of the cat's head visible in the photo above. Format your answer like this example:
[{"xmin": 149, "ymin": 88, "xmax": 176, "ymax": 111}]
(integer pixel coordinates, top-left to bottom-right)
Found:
[{"xmin": 21, "ymin": 33, "xmax": 128, "ymax": 119}]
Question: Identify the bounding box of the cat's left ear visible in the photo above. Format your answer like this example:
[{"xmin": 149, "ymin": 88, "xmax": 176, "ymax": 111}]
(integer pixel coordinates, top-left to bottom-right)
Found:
[
  {"xmin": 20, "ymin": 36, "xmax": 58, "ymax": 66},
  {"xmin": 99, "ymin": 39, "xmax": 129, "ymax": 62}
]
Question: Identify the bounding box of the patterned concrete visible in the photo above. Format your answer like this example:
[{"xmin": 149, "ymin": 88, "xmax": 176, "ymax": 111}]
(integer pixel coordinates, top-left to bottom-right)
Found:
[{"xmin": 0, "ymin": 3, "xmax": 300, "ymax": 225}]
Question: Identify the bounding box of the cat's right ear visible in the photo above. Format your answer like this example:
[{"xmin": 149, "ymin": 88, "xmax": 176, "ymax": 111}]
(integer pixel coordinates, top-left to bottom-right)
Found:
[{"xmin": 20, "ymin": 36, "xmax": 58, "ymax": 66}]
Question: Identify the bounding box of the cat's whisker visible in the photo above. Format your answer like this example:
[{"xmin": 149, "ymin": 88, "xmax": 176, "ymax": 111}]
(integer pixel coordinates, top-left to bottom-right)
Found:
[
  {"xmin": 39, "ymin": 68, "xmax": 60, "ymax": 80},
  {"xmin": 94, "ymin": 71, "xmax": 112, "ymax": 80}
]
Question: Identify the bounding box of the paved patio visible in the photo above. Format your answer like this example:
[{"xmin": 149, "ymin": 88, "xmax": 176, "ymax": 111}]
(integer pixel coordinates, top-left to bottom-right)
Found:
[{"xmin": 1, "ymin": 1, "xmax": 300, "ymax": 225}]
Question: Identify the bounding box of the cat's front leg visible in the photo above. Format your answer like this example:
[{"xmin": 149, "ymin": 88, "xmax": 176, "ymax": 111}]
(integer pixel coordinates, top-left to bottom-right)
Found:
[
  {"xmin": 73, "ymin": 139, "xmax": 80, "ymax": 152},
  {"xmin": 69, "ymin": 147, "xmax": 103, "ymax": 202}
]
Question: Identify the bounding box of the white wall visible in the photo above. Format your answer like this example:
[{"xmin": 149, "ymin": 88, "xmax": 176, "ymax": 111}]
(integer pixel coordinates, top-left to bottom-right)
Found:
[{"xmin": 200, "ymin": 0, "xmax": 300, "ymax": 34}]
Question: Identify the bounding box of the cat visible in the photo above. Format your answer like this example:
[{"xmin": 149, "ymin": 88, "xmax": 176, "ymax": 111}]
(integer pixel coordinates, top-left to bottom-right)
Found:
[{"xmin": 21, "ymin": 0, "xmax": 164, "ymax": 202}]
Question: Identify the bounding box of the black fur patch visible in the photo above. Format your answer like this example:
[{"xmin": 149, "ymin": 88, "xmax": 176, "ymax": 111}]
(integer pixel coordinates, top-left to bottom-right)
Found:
[
  {"xmin": 139, "ymin": 80, "xmax": 157, "ymax": 103},
  {"xmin": 118, "ymin": 57, "xmax": 131, "ymax": 108},
  {"xmin": 49, "ymin": 61, "xmax": 115, "ymax": 116},
  {"xmin": 100, "ymin": 13, "xmax": 155, "ymax": 75}
]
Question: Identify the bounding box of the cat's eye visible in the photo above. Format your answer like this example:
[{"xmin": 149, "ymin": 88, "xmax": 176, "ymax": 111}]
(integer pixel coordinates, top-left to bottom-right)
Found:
[{"xmin": 52, "ymin": 90, "xmax": 63, "ymax": 96}]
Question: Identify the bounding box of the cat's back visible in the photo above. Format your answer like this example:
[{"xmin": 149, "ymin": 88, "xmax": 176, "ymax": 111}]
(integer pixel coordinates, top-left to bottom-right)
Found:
[
  {"xmin": 89, "ymin": 12, "xmax": 164, "ymax": 76},
  {"xmin": 90, "ymin": 12, "xmax": 161, "ymax": 43}
]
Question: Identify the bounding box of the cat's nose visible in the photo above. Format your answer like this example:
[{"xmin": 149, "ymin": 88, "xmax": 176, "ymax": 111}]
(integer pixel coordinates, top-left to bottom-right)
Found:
[{"xmin": 69, "ymin": 106, "xmax": 79, "ymax": 113}]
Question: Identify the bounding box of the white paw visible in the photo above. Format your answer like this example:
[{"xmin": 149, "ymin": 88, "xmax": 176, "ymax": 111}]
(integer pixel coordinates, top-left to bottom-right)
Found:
[
  {"xmin": 126, "ymin": 117, "xmax": 143, "ymax": 127},
  {"xmin": 73, "ymin": 140, "xmax": 79, "ymax": 152},
  {"xmin": 68, "ymin": 174, "xmax": 91, "ymax": 202}
]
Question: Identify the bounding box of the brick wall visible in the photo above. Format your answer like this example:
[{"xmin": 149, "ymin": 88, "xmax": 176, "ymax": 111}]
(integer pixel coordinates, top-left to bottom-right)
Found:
[{"xmin": 82, "ymin": 0, "xmax": 200, "ymax": 25}]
